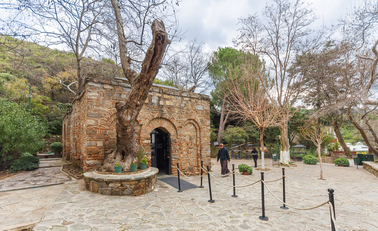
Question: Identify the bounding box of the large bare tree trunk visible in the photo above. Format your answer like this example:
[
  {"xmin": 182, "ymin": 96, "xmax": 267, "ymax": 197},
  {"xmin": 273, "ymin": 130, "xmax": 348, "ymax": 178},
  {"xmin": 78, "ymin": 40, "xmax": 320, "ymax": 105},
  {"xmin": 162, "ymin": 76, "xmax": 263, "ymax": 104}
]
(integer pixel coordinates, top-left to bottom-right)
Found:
[
  {"xmin": 279, "ymin": 123, "xmax": 290, "ymax": 165},
  {"xmin": 100, "ymin": 1, "xmax": 170, "ymax": 171},
  {"xmin": 217, "ymin": 97, "xmax": 229, "ymax": 144},
  {"xmin": 348, "ymin": 110, "xmax": 378, "ymax": 156},
  {"xmin": 331, "ymin": 116, "xmax": 352, "ymax": 158},
  {"xmin": 317, "ymin": 143, "xmax": 324, "ymax": 180}
]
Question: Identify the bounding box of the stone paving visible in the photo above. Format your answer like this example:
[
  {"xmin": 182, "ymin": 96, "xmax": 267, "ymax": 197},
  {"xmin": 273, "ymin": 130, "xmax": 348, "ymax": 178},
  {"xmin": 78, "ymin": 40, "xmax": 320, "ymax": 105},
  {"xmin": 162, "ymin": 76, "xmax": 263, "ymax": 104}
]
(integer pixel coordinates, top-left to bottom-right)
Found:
[
  {"xmin": 1, "ymin": 158, "xmax": 378, "ymax": 230},
  {"xmin": 0, "ymin": 159, "xmax": 71, "ymax": 191}
]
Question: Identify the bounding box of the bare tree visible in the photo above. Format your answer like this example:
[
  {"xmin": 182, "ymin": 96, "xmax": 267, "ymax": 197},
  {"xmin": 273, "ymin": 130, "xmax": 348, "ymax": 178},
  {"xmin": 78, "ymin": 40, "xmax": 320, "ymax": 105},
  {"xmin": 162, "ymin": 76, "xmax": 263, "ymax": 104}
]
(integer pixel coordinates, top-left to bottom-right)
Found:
[
  {"xmin": 100, "ymin": 0, "xmax": 171, "ymax": 171},
  {"xmin": 161, "ymin": 39, "xmax": 210, "ymax": 92},
  {"xmin": 1, "ymin": 0, "xmax": 108, "ymax": 93},
  {"xmin": 300, "ymin": 119, "xmax": 331, "ymax": 180},
  {"xmin": 290, "ymin": 41, "xmax": 358, "ymax": 158},
  {"xmin": 222, "ymin": 57, "xmax": 280, "ymax": 169},
  {"xmin": 337, "ymin": 1, "xmax": 378, "ymax": 154},
  {"xmin": 234, "ymin": 0, "xmax": 316, "ymax": 165}
]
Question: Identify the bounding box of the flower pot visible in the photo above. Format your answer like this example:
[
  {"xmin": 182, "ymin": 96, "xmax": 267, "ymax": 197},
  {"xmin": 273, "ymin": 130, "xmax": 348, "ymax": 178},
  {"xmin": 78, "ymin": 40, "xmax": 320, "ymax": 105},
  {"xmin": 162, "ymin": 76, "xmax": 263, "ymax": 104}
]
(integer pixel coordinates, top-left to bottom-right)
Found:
[
  {"xmin": 140, "ymin": 163, "xmax": 147, "ymax": 170},
  {"xmin": 130, "ymin": 164, "xmax": 137, "ymax": 172},
  {"xmin": 114, "ymin": 165, "xmax": 122, "ymax": 173},
  {"xmin": 242, "ymin": 171, "xmax": 251, "ymax": 175}
]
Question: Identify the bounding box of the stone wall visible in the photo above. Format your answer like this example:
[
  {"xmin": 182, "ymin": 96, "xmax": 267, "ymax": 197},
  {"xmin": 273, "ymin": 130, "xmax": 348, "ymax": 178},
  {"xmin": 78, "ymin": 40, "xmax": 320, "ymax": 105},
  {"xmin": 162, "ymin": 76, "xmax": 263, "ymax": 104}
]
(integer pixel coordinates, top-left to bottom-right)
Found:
[
  {"xmin": 84, "ymin": 167, "xmax": 159, "ymax": 196},
  {"xmin": 63, "ymin": 77, "xmax": 211, "ymax": 174},
  {"xmin": 363, "ymin": 161, "xmax": 378, "ymax": 178}
]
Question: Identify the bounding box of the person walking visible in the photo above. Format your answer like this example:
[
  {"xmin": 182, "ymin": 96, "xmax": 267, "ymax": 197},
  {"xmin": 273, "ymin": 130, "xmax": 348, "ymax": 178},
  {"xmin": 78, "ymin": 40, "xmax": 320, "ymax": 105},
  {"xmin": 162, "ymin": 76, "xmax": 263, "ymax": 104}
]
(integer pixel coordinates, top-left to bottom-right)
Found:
[
  {"xmin": 217, "ymin": 143, "xmax": 230, "ymax": 175},
  {"xmin": 251, "ymin": 148, "xmax": 258, "ymax": 167}
]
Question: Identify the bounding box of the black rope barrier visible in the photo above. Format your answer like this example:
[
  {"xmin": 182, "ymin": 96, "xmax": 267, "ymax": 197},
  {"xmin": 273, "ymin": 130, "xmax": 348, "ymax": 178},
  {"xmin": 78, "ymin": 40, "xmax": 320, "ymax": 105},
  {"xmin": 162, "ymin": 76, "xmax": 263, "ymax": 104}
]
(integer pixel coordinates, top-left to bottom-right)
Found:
[
  {"xmin": 259, "ymin": 172, "xmax": 268, "ymax": 221},
  {"xmin": 232, "ymin": 164, "xmax": 237, "ymax": 198},
  {"xmin": 207, "ymin": 165, "xmax": 214, "ymax": 203},
  {"xmin": 199, "ymin": 160, "xmax": 204, "ymax": 188},
  {"xmin": 280, "ymin": 168, "xmax": 288, "ymax": 209},
  {"xmin": 328, "ymin": 188, "xmax": 336, "ymax": 231},
  {"xmin": 177, "ymin": 163, "xmax": 182, "ymax": 193}
]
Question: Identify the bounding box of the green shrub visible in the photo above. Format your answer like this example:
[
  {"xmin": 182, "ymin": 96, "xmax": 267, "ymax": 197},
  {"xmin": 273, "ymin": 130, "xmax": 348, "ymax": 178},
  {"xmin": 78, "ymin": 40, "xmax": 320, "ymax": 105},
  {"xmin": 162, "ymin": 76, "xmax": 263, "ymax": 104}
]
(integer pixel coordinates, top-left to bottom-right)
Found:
[
  {"xmin": 50, "ymin": 142, "xmax": 62, "ymax": 152},
  {"xmin": 0, "ymin": 100, "xmax": 46, "ymax": 170},
  {"xmin": 334, "ymin": 157, "xmax": 349, "ymax": 167},
  {"xmin": 238, "ymin": 164, "xmax": 253, "ymax": 174},
  {"xmin": 303, "ymin": 155, "xmax": 319, "ymax": 165},
  {"xmin": 10, "ymin": 154, "xmax": 40, "ymax": 172}
]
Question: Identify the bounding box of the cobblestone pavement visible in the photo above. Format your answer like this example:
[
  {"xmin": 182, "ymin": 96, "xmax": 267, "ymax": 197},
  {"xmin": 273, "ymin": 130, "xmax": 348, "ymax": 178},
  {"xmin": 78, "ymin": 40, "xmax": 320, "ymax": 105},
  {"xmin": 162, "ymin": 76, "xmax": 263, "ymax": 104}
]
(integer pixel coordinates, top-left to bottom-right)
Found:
[
  {"xmin": 0, "ymin": 159, "xmax": 71, "ymax": 191},
  {"xmin": 2, "ymin": 159, "xmax": 378, "ymax": 230}
]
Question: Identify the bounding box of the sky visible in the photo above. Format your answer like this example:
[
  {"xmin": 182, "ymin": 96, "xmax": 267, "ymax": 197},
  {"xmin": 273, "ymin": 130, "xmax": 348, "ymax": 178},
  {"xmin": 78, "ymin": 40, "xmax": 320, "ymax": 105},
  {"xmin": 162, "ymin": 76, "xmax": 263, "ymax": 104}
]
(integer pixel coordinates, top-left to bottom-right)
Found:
[
  {"xmin": 169, "ymin": 0, "xmax": 360, "ymax": 95},
  {"xmin": 174, "ymin": 0, "xmax": 358, "ymax": 53}
]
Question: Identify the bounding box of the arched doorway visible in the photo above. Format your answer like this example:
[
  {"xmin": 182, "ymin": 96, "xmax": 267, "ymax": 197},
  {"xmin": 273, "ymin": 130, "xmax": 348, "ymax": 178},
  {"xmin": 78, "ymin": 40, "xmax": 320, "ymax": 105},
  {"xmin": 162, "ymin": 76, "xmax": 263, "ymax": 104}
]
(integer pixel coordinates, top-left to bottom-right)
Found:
[{"xmin": 150, "ymin": 128, "xmax": 171, "ymax": 175}]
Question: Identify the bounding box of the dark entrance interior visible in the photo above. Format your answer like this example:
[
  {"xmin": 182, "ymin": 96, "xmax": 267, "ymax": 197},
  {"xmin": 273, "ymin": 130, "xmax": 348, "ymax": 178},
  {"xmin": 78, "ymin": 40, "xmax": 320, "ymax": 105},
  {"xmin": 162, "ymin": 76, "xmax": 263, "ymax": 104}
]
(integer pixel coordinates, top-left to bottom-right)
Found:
[{"xmin": 150, "ymin": 128, "xmax": 171, "ymax": 175}]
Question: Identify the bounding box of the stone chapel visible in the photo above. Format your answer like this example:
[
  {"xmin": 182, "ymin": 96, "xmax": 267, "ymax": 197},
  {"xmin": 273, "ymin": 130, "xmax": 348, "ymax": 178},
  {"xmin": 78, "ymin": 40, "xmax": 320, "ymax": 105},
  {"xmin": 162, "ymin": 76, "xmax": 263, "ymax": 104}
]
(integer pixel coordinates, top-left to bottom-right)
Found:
[{"xmin": 62, "ymin": 76, "xmax": 211, "ymax": 175}]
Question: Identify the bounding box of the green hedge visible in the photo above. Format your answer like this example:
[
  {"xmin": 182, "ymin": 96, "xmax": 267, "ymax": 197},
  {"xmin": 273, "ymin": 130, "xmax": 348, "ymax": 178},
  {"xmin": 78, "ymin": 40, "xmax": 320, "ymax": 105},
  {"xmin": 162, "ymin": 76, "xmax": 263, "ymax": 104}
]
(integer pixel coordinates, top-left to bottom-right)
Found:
[
  {"xmin": 10, "ymin": 153, "xmax": 40, "ymax": 172},
  {"xmin": 238, "ymin": 164, "xmax": 253, "ymax": 174},
  {"xmin": 334, "ymin": 157, "xmax": 349, "ymax": 167},
  {"xmin": 50, "ymin": 142, "xmax": 62, "ymax": 152},
  {"xmin": 303, "ymin": 155, "xmax": 319, "ymax": 165}
]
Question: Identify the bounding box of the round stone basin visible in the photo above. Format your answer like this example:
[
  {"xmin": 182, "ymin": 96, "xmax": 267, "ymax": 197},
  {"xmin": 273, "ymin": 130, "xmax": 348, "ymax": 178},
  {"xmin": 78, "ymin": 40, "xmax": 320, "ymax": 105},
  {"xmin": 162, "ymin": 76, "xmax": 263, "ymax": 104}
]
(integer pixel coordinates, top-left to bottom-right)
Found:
[{"xmin": 84, "ymin": 167, "xmax": 158, "ymax": 196}]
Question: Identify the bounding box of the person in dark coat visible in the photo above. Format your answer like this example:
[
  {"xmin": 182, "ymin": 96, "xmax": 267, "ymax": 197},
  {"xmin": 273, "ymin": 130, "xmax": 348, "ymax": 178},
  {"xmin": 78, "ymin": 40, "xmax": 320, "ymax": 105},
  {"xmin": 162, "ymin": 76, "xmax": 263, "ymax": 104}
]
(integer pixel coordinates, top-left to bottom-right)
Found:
[
  {"xmin": 217, "ymin": 143, "xmax": 230, "ymax": 175},
  {"xmin": 251, "ymin": 148, "xmax": 258, "ymax": 167}
]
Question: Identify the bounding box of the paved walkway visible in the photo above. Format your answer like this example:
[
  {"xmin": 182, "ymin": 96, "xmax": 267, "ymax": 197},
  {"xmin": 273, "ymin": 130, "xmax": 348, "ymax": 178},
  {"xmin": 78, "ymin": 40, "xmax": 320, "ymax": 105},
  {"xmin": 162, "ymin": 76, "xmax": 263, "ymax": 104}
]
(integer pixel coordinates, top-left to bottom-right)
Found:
[{"xmin": 1, "ymin": 158, "xmax": 378, "ymax": 230}]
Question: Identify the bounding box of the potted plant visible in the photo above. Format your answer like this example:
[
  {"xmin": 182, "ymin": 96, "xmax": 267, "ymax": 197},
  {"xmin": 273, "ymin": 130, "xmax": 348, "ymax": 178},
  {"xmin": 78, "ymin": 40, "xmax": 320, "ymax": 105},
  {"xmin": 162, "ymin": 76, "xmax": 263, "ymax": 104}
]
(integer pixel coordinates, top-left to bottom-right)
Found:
[
  {"xmin": 114, "ymin": 163, "xmax": 122, "ymax": 173},
  {"xmin": 50, "ymin": 142, "xmax": 63, "ymax": 157},
  {"xmin": 130, "ymin": 161, "xmax": 138, "ymax": 172},
  {"xmin": 140, "ymin": 156, "xmax": 148, "ymax": 170},
  {"xmin": 238, "ymin": 164, "xmax": 253, "ymax": 175},
  {"xmin": 334, "ymin": 157, "xmax": 350, "ymax": 167}
]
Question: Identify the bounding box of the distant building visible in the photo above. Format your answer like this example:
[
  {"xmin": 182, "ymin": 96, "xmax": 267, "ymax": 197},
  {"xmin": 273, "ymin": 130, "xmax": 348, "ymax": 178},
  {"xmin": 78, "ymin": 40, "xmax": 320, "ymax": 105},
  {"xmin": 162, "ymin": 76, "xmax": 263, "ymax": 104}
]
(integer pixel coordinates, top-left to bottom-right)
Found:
[{"xmin": 346, "ymin": 142, "xmax": 369, "ymax": 153}]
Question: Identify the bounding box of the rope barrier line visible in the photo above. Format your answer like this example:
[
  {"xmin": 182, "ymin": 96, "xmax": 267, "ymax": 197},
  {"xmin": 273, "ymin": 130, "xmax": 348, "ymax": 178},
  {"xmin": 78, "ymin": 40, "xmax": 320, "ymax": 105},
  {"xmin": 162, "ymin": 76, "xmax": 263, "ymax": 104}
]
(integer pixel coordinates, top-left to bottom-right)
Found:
[
  {"xmin": 264, "ymin": 177, "xmax": 283, "ymax": 184},
  {"xmin": 173, "ymin": 166, "xmax": 205, "ymax": 179},
  {"xmin": 201, "ymin": 166, "xmax": 262, "ymax": 188},
  {"xmin": 328, "ymin": 202, "xmax": 339, "ymax": 231},
  {"xmin": 261, "ymin": 180, "xmax": 329, "ymax": 210}
]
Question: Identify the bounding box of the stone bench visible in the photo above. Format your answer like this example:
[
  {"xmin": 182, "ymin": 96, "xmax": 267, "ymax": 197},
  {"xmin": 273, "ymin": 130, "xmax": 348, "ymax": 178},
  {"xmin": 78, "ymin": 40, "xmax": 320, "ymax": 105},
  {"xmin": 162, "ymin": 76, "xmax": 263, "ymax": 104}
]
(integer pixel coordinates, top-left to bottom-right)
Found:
[
  {"xmin": 362, "ymin": 161, "xmax": 378, "ymax": 177},
  {"xmin": 84, "ymin": 167, "xmax": 159, "ymax": 196}
]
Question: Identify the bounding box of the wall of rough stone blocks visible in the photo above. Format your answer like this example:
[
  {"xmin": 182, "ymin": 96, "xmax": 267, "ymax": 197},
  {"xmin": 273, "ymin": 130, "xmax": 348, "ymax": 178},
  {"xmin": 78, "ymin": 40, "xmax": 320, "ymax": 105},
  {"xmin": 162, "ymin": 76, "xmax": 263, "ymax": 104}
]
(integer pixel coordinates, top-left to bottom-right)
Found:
[{"xmin": 63, "ymin": 77, "xmax": 211, "ymax": 174}]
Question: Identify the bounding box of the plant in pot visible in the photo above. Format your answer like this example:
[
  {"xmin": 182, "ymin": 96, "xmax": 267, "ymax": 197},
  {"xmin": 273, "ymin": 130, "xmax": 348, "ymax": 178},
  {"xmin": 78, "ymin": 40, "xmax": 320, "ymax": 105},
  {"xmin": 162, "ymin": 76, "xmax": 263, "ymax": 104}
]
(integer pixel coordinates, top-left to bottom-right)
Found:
[
  {"xmin": 140, "ymin": 156, "xmax": 148, "ymax": 170},
  {"xmin": 50, "ymin": 142, "xmax": 63, "ymax": 157},
  {"xmin": 114, "ymin": 163, "xmax": 122, "ymax": 173},
  {"xmin": 334, "ymin": 157, "xmax": 349, "ymax": 167},
  {"xmin": 130, "ymin": 161, "xmax": 138, "ymax": 172},
  {"xmin": 238, "ymin": 164, "xmax": 253, "ymax": 175}
]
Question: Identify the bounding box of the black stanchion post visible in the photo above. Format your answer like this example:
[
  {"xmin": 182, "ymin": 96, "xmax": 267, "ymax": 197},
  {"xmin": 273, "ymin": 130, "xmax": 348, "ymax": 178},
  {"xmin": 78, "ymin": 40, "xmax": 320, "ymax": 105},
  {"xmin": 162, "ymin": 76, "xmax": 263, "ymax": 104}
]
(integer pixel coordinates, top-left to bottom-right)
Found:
[
  {"xmin": 259, "ymin": 172, "xmax": 268, "ymax": 221},
  {"xmin": 207, "ymin": 165, "xmax": 215, "ymax": 203},
  {"xmin": 280, "ymin": 168, "xmax": 288, "ymax": 209},
  {"xmin": 199, "ymin": 160, "xmax": 204, "ymax": 188},
  {"xmin": 232, "ymin": 164, "xmax": 238, "ymax": 197},
  {"xmin": 177, "ymin": 163, "xmax": 182, "ymax": 192},
  {"xmin": 328, "ymin": 188, "xmax": 336, "ymax": 231}
]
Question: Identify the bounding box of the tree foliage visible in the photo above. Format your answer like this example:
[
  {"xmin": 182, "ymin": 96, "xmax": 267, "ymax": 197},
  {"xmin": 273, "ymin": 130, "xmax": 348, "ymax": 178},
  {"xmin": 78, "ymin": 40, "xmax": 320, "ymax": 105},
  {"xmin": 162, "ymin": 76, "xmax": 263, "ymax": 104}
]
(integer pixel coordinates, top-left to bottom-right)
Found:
[
  {"xmin": 222, "ymin": 126, "xmax": 248, "ymax": 144},
  {"xmin": 0, "ymin": 100, "xmax": 46, "ymax": 170}
]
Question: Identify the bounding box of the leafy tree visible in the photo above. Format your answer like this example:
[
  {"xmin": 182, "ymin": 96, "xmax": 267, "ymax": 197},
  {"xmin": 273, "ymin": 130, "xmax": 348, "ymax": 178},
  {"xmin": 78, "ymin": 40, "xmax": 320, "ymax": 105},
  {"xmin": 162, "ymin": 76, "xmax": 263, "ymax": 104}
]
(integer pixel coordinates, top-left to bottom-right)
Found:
[
  {"xmin": 0, "ymin": 100, "xmax": 46, "ymax": 170},
  {"xmin": 208, "ymin": 47, "xmax": 253, "ymax": 143},
  {"xmin": 222, "ymin": 126, "xmax": 248, "ymax": 144},
  {"xmin": 235, "ymin": 0, "xmax": 316, "ymax": 165}
]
